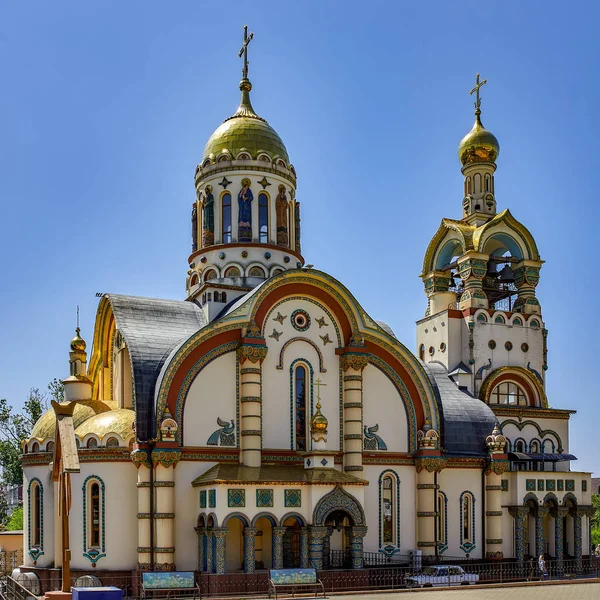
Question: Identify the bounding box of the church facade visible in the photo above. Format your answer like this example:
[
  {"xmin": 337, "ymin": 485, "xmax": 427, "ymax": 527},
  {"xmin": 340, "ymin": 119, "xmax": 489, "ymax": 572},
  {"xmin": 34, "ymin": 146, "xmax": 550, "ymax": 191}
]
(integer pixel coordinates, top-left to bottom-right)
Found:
[{"xmin": 22, "ymin": 45, "xmax": 592, "ymax": 577}]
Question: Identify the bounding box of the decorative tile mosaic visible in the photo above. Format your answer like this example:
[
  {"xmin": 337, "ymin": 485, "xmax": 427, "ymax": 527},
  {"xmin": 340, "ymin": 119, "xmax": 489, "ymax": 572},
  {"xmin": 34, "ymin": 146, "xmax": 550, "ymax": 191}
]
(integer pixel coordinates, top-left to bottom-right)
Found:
[
  {"xmin": 526, "ymin": 479, "xmax": 535, "ymax": 491},
  {"xmin": 557, "ymin": 480, "xmax": 564, "ymax": 491},
  {"xmin": 537, "ymin": 479, "xmax": 544, "ymax": 491},
  {"xmin": 546, "ymin": 480, "xmax": 556, "ymax": 491},
  {"xmin": 208, "ymin": 489, "xmax": 216, "ymax": 508},
  {"xmin": 199, "ymin": 490, "xmax": 207, "ymax": 509},
  {"xmin": 228, "ymin": 488, "xmax": 245, "ymax": 508},
  {"xmin": 256, "ymin": 489, "xmax": 274, "ymax": 508},
  {"xmin": 501, "ymin": 480, "xmax": 508, "ymax": 492},
  {"xmin": 566, "ymin": 479, "xmax": 575, "ymax": 492},
  {"xmin": 284, "ymin": 489, "xmax": 302, "ymax": 508}
]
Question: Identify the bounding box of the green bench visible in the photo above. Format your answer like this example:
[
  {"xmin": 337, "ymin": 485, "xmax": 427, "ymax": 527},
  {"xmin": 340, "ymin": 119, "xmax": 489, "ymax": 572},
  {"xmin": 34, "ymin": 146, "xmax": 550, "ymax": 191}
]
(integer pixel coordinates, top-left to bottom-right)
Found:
[
  {"xmin": 268, "ymin": 568, "xmax": 325, "ymax": 599},
  {"xmin": 141, "ymin": 572, "xmax": 199, "ymax": 600}
]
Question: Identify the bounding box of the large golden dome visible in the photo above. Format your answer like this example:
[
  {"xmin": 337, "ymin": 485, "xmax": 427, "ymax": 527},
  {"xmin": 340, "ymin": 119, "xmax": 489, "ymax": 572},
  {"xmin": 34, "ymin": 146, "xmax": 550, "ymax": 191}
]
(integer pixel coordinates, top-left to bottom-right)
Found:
[
  {"xmin": 74, "ymin": 408, "xmax": 135, "ymax": 441},
  {"xmin": 458, "ymin": 113, "xmax": 500, "ymax": 166},
  {"xmin": 202, "ymin": 79, "xmax": 289, "ymax": 164}
]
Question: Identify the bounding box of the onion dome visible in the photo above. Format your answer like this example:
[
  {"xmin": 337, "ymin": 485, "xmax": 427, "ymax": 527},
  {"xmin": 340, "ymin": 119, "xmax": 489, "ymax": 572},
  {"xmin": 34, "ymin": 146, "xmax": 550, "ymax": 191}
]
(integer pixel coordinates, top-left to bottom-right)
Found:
[
  {"xmin": 458, "ymin": 112, "xmax": 500, "ymax": 166},
  {"xmin": 74, "ymin": 408, "xmax": 135, "ymax": 441},
  {"xmin": 70, "ymin": 327, "xmax": 87, "ymax": 351},
  {"xmin": 310, "ymin": 401, "xmax": 328, "ymax": 434},
  {"xmin": 202, "ymin": 78, "xmax": 289, "ymax": 164},
  {"xmin": 29, "ymin": 400, "xmax": 114, "ymax": 440}
]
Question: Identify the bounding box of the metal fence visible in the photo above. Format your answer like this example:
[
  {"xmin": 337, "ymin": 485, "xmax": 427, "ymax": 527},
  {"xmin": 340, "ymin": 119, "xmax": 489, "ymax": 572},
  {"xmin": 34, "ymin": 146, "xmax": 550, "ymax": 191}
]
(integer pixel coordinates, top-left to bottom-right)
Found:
[{"xmin": 3, "ymin": 557, "xmax": 600, "ymax": 599}]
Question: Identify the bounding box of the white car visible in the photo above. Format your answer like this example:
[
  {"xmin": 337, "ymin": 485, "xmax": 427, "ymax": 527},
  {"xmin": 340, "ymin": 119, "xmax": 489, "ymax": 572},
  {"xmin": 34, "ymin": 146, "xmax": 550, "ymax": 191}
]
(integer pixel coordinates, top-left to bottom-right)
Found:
[{"xmin": 406, "ymin": 565, "xmax": 479, "ymax": 587}]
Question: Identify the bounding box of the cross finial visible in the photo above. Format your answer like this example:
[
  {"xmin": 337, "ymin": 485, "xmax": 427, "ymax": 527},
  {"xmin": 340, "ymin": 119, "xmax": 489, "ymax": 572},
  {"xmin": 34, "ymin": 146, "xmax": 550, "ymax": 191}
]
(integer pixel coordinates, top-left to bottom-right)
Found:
[
  {"xmin": 314, "ymin": 377, "xmax": 327, "ymax": 407},
  {"xmin": 76, "ymin": 305, "xmax": 80, "ymax": 332},
  {"xmin": 238, "ymin": 25, "xmax": 254, "ymax": 80},
  {"xmin": 469, "ymin": 73, "xmax": 487, "ymax": 114}
]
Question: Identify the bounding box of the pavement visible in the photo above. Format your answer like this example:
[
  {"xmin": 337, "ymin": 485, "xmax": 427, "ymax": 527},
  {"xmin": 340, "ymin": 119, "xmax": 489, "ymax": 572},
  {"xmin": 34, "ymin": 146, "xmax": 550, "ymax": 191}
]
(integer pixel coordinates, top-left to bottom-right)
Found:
[{"xmin": 327, "ymin": 581, "xmax": 600, "ymax": 599}]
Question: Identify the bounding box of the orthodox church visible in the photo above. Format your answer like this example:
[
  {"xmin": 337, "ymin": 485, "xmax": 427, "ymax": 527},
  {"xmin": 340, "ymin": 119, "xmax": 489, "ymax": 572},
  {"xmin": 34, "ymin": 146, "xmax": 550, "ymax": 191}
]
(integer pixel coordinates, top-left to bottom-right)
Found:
[{"xmin": 22, "ymin": 33, "xmax": 592, "ymax": 580}]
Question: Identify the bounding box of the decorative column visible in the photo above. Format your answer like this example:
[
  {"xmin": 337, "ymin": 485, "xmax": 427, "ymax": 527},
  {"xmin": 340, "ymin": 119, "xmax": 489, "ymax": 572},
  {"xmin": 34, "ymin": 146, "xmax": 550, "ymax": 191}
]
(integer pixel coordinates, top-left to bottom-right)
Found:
[
  {"xmin": 422, "ymin": 270, "xmax": 455, "ymax": 315},
  {"xmin": 283, "ymin": 530, "xmax": 293, "ymax": 567},
  {"xmin": 152, "ymin": 449, "xmax": 181, "ymax": 571},
  {"xmin": 213, "ymin": 528, "xmax": 227, "ymax": 575},
  {"xmin": 457, "ymin": 251, "xmax": 489, "ymax": 310},
  {"xmin": 415, "ymin": 426, "xmax": 444, "ymax": 557},
  {"xmin": 300, "ymin": 527, "xmax": 309, "ymax": 568},
  {"xmin": 484, "ymin": 426, "xmax": 509, "ymax": 559},
  {"xmin": 535, "ymin": 506, "xmax": 548, "ymax": 558},
  {"xmin": 308, "ymin": 527, "xmax": 328, "ymax": 570},
  {"xmin": 509, "ymin": 507, "xmax": 529, "ymax": 562},
  {"xmin": 348, "ymin": 526, "xmax": 368, "ymax": 569},
  {"xmin": 273, "ymin": 527, "xmax": 286, "ymax": 570},
  {"xmin": 553, "ymin": 506, "xmax": 568, "ymax": 573},
  {"xmin": 237, "ymin": 323, "xmax": 268, "ymax": 468},
  {"xmin": 205, "ymin": 530, "xmax": 214, "ymax": 574},
  {"xmin": 513, "ymin": 260, "xmax": 542, "ymax": 315},
  {"xmin": 243, "ymin": 527, "xmax": 258, "ymax": 574},
  {"xmin": 195, "ymin": 526, "xmax": 205, "ymax": 572},
  {"xmin": 322, "ymin": 527, "xmax": 333, "ymax": 569},
  {"xmin": 574, "ymin": 512, "xmax": 582, "ymax": 572},
  {"xmin": 132, "ymin": 449, "xmax": 152, "ymax": 570},
  {"xmin": 340, "ymin": 345, "xmax": 369, "ymax": 473}
]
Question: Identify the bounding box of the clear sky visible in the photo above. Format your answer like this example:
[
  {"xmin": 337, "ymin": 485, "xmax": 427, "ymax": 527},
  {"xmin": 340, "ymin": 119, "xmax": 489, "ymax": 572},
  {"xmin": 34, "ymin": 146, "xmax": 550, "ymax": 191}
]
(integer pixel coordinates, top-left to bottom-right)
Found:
[{"xmin": 1, "ymin": 2, "xmax": 598, "ymax": 474}]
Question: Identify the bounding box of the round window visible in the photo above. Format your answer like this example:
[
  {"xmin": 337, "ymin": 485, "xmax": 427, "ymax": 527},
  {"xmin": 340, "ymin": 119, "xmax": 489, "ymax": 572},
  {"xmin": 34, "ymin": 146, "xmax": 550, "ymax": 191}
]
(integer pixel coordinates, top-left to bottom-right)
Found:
[
  {"xmin": 505, "ymin": 341, "xmax": 513, "ymax": 351},
  {"xmin": 488, "ymin": 340, "xmax": 496, "ymax": 350},
  {"xmin": 291, "ymin": 309, "xmax": 311, "ymax": 332},
  {"xmin": 521, "ymin": 343, "xmax": 529, "ymax": 353},
  {"xmin": 428, "ymin": 346, "xmax": 435, "ymax": 356}
]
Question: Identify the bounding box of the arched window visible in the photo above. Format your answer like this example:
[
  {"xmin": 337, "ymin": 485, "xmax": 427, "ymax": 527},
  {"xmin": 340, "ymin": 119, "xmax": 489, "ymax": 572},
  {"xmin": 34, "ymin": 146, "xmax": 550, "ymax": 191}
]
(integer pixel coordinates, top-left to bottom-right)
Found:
[
  {"xmin": 436, "ymin": 491, "xmax": 448, "ymax": 553},
  {"xmin": 530, "ymin": 319, "xmax": 540, "ymax": 328},
  {"xmin": 190, "ymin": 273, "xmax": 199, "ymax": 287},
  {"xmin": 460, "ymin": 491, "xmax": 475, "ymax": 550},
  {"xmin": 477, "ymin": 313, "xmax": 487, "ymax": 323},
  {"xmin": 204, "ymin": 269, "xmax": 217, "ymax": 282},
  {"xmin": 105, "ymin": 437, "xmax": 119, "ymax": 448},
  {"xmin": 46, "ymin": 441, "xmax": 54, "ymax": 453},
  {"xmin": 30, "ymin": 480, "xmax": 42, "ymax": 548},
  {"xmin": 224, "ymin": 266, "xmax": 241, "ymax": 278},
  {"xmin": 294, "ymin": 365, "xmax": 307, "ymax": 451},
  {"xmin": 31, "ymin": 442, "xmax": 39, "ymax": 453},
  {"xmin": 490, "ymin": 381, "xmax": 528, "ymax": 405},
  {"xmin": 515, "ymin": 439, "xmax": 525, "ymax": 453},
  {"xmin": 249, "ymin": 266, "xmax": 265, "ymax": 278},
  {"xmin": 474, "ymin": 173, "xmax": 481, "ymax": 193},
  {"xmin": 221, "ymin": 292, "xmax": 227, "ymax": 303},
  {"xmin": 259, "ymin": 193, "xmax": 269, "ymax": 243},
  {"xmin": 83, "ymin": 477, "xmax": 105, "ymax": 562},
  {"xmin": 221, "ymin": 193, "xmax": 232, "ymax": 243},
  {"xmin": 485, "ymin": 174, "xmax": 491, "ymax": 192},
  {"xmin": 419, "ymin": 344, "xmax": 425, "ymax": 361},
  {"xmin": 87, "ymin": 437, "xmax": 98, "ymax": 449},
  {"xmin": 513, "ymin": 317, "xmax": 523, "ymax": 326},
  {"xmin": 380, "ymin": 473, "xmax": 398, "ymax": 546},
  {"xmin": 467, "ymin": 178, "xmax": 472, "ymax": 194},
  {"xmin": 494, "ymin": 315, "xmax": 505, "ymax": 324}
]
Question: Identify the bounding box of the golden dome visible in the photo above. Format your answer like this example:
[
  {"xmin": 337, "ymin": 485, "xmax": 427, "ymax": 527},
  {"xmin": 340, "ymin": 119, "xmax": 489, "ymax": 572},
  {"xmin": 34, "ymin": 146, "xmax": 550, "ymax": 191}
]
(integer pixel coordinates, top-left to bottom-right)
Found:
[
  {"xmin": 458, "ymin": 113, "xmax": 500, "ymax": 166},
  {"xmin": 202, "ymin": 79, "xmax": 289, "ymax": 164},
  {"xmin": 29, "ymin": 400, "xmax": 113, "ymax": 440},
  {"xmin": 310, "ymin": 402, "xmax": 328, "ymax": 433},
  {"xmin": 70, "ymin": 327, "xmax": 87, "ymax": 352},
  {"xmin": 74, "ymin": 408, "xmax": 135, "ymax": 441}
]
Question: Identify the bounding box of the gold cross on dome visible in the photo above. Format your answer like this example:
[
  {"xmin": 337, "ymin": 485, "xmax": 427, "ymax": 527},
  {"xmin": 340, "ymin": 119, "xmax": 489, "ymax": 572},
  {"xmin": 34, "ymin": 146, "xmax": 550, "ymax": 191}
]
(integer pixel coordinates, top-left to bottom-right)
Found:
[
  {"xmin": 470, "ymin": 73, "xmax": 487, "ymax": 111},
  {"xmin": 238, "ymin": 25, "xmax": 254, "ymax": 80},
  {"xmin": 315, "ymin": 377, "xmax": 327, "ymax": 404}
]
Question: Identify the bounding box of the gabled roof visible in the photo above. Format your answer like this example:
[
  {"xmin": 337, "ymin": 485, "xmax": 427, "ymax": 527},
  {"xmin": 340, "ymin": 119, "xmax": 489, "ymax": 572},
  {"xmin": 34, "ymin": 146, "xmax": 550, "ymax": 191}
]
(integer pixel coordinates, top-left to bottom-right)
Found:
[{"xmin": 448, "ymin": 361, "xmax": 473, "ymax": 376}]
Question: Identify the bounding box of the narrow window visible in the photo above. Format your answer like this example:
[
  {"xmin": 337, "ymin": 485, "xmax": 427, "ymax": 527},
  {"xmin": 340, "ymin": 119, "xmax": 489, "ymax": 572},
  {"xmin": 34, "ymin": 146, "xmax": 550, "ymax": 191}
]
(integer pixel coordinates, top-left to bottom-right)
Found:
[
  {"xmin": 222, "ymin": 193, "xmax": 232, "ymax": 243},
  {"xmin": 467, "ymin": 178, "xmax": 472, "ymax": 194},
  {"xmin": 419, "ymin": 344, "xmax": 425, "ymax": 361},
  {"xmin": 474, "ymin": 174, "xmax": 481, "ymax": 193},
  {"xmin": 382, "ymin": 475, "xmax": 395, "ymax": 545},
  {"xmin": 259, "ymin": 193, "xmax": 269, "ymax": 243},
  {"xmin": 436, "ymin": 492, "xmax": 447, "ymax": 551},
  {"xmin": 90, "ymin": 482, "xmax": 100, "ymax": 547},
  {"xmin": 461, "ymin": 492, "xmax": 474, "ymax": 546},
  {"xmin": 221, "ymin": 292, "xmax": 227, "ymax": 303},
  {"xmin": 485, "ymin": 175, "xmax": 491, "ymax": 192},
  {"xmin": 32, "ymin": 483, "xmax": 41, "ymax": 546},
  {"xmin": 295, "ymin": 365, "xmax": 307, "ymax": 451}
]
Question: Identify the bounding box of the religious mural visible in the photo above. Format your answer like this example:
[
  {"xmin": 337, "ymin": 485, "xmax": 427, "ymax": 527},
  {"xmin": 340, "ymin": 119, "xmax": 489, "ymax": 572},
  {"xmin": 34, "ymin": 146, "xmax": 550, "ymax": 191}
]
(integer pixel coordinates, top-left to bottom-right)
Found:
[
  {"xmin": 276, "ymin": 184, "xmax": 288, "ymax": 247},
  {"xmin": 238, "ymin": 179, "xmax": 253, "ymax": 242},
  {"xmin": 202, "ymin": 185, "xmax": 215, "ymax": 247}
]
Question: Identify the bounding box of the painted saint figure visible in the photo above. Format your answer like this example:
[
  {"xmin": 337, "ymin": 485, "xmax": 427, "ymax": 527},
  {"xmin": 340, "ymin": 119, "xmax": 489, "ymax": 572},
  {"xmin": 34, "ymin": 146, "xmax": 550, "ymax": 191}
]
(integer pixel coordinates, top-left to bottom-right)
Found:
[
  {"xmin": 276, "ymin": 184, "xmax": 289, "ymax": 247},
  {"xmin": 294, "ymin": 201, "xmax": 301, "ymax": 254},
  {"xmin": 202, "ymin": 185, "xmax": 215, "ymax": 247},
  {"xmin": 191, "ymin": 203, "xmax": 198, "ymax": 251},
  {"xmin": 238, "ymin": 179, "xmax": 253, "ymax": 241}
]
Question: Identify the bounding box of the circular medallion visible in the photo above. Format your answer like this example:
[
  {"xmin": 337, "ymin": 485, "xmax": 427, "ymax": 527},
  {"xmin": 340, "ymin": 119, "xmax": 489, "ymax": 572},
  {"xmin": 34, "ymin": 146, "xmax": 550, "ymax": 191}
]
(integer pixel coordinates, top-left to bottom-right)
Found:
[
  {"xmin": 291, "ymin": 309, "xmax": 311, "ymax": 332},
  {"xmin": 200, "ymin": 256, "xmax": 207, "ymax": 263},
  {"xmin": 505, "ymin": 341, "xmax": 513, "ymax": 351},
  {"xmin": 219, "ymin": 252, "xmax": 226, "ymax": 260},
  {"xmin": 284, "ymin": 256, "xmax": 291, "ymax": 263},
  {"xmin": 521, "ymin": 343, "xmax": 529, "ymax": 353},
  {"xmin": 264, "ymin": 251, "xmax": 272, "ymax": 259},
  {"xmin": 241, "ymin": 250, "xmax": 248, "ymax": 258},
  {"xmin": 488, "ymin": 340, "xmax": 496, "ymax": 350}
]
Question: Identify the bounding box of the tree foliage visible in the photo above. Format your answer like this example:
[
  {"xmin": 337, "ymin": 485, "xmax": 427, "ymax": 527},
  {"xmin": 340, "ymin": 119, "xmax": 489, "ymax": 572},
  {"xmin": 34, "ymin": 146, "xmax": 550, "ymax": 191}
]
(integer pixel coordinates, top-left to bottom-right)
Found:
[
  {"xmin": 592, "ymin": 494, "xmax": 600, "ymax": 546},
  {"xmin": 0, "ymin": 379, "xmax": 62, "ymax": 486},
  {"xmin": 6, "ymin": 506, "xmax": 23, "ymax": 531}
]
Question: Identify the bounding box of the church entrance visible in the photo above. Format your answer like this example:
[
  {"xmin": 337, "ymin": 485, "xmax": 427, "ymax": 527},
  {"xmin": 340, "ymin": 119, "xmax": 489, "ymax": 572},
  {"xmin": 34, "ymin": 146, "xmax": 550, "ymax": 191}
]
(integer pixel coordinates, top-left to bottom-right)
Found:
[
  {"xmin": 325, "ymin": 509, "xmax": 353, "ymax": 568},
  {"xmin": 281, "ymin": 514, "xmax": 304, "ymax": 568}
]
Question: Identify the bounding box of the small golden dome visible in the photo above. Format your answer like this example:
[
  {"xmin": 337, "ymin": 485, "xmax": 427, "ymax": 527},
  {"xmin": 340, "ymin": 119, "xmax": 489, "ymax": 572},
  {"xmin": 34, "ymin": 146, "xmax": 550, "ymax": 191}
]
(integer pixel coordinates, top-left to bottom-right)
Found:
[
  {"xmin": 310, "ymin": 402, "xmax": 328, "ymax": 433},
  {"xmin": 458, "ymin": 113, "xmax": 500, "ymax": 166},
  {"xmin": 70, "ymin": 327, "xmax": 87, "ymax": 352},
  {"xmin": 202, "ymin": 79, "xmax": 289, "ymax": 164},
  {"xmin": 74, "ymin": 408, "xmax": 136, "ymax": 441}
]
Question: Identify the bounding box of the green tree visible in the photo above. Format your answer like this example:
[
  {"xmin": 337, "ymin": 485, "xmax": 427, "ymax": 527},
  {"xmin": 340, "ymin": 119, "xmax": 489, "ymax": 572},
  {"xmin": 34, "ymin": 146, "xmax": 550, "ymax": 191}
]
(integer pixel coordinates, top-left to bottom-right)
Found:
[
  {"xmin": 6, "ymin": 506, "xmax": 23, "ymax": 531},
  {"xmin": 592, "ymin": 494, "xmax": 600, "ymax": 546}
]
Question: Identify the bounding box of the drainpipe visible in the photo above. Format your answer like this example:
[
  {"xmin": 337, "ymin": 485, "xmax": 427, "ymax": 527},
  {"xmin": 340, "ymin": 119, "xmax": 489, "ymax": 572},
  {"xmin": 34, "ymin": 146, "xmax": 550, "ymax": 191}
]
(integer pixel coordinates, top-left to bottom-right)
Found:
[{"xmin": 434, "ymin": 470, "xmax": 439, "ymax": 560}]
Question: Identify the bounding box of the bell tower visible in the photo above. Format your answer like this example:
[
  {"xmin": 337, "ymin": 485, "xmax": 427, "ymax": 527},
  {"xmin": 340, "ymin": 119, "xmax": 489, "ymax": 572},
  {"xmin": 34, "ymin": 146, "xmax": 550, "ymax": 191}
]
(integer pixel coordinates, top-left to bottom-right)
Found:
[{"xmin": 186, "ymin": 26, "xmax": 304, "ymax": 322}]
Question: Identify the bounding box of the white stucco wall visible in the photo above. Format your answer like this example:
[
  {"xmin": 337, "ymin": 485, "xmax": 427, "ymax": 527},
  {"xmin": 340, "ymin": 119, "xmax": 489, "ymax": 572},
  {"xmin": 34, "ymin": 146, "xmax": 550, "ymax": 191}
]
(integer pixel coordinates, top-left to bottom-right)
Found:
[{"xmin": 23, "ymin": 466, "xmax": 54, "ymax": 568}]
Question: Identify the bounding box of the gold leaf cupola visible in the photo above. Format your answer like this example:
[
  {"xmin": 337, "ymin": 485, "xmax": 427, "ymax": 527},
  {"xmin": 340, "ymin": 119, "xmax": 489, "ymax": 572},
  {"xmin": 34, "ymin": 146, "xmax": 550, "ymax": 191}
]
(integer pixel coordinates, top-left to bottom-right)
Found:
[
  {"xmin": 188, "ymin": 26, "xmax": 304, "ymax": 323},
  {"xmin": 458, "ymin": 74, "xmax": 500, "ymax": 225}
]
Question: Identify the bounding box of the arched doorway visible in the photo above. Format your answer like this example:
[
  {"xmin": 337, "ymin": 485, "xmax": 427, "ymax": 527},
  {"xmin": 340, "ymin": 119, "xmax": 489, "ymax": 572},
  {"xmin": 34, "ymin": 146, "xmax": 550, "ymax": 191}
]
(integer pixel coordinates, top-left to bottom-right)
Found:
[
  {"xmin": 281, "ymin": 513, "xmax": 305, "ymax": 568},
  {"xmin": 325, "ymin": 510, "xmax": 353, "ymax": 568},
  {"xmin": 222, "ymin": 513, "xmax": 249, "ymax": 572},
  {"xmin": 523, "ymin": 496, "xmax": 538, "ymax": 558},
  {"xmin": 252, "ymin": 513, "xmax": 277, "ymax": 570},
  {"xmin": 544, "ymin": 495, "xmax": 559, "ymax": 558},
  {"xmin": 563, "ymin": 495, "xmax": 577, "ymax": 559}
]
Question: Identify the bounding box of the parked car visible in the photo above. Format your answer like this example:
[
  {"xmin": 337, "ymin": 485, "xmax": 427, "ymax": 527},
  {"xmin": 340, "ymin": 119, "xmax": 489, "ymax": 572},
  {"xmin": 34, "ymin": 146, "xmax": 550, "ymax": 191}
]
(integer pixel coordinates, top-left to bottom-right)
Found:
[{"xmin": 406, "ymin": 565, "xmax": 479, "ymax": 587}]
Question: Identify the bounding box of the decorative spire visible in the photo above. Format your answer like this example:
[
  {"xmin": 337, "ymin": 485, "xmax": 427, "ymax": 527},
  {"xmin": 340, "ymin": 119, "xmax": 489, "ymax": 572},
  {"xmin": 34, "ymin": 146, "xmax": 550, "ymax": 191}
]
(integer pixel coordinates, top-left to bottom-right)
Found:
[
  {"xmin": 470, "ymin": 73, "xmax": 487, "ymax": 117},
  {"xmin": 238, "ymin": 25, "xmax": 254, "ymax": 81}
]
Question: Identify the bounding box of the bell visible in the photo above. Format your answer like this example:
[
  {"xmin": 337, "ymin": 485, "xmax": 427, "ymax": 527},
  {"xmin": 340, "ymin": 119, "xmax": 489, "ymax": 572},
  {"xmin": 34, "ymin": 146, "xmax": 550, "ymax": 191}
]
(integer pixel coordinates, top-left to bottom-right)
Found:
[
  {"xmin": 499, "ymin": 264, "xmax": 515, "ymax": 283},
  {"xmin": 486, "ymin": 261, "xmax": 498, "ymax": 278}
]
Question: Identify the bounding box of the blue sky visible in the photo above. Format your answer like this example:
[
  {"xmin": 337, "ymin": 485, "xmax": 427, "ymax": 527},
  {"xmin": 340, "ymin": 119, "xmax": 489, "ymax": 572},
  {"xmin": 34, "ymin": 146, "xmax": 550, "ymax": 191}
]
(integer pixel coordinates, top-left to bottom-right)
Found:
[{"xmin": 1, "ymin": 2, "xmax": 598, "ymax": 473}]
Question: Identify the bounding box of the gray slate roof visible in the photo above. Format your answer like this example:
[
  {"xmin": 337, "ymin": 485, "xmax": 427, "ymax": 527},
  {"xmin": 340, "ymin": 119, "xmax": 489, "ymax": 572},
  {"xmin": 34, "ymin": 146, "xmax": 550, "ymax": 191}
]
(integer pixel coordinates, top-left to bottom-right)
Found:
[
  {"xmin": 106, "ymin": 294, "xmax": 207, "ymax": 440},
  {"xmin": 424, "ymin": 361, "xmax": 497, "ymax": 456}
]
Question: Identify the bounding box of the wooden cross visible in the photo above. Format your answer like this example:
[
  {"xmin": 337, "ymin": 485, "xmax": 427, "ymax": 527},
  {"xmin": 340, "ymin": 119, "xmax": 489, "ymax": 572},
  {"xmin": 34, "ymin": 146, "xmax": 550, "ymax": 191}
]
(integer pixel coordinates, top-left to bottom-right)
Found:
[
  {"xmin": 315, "ymin": 377, "xmax": 327, "ymax": 403},
  {"xmin": 470, "ymin": 73, "xmax": 487, "ymax": 111},
  {"xmin": 238, "ymin": 25, "xmax": 254, "ymax": 80}
]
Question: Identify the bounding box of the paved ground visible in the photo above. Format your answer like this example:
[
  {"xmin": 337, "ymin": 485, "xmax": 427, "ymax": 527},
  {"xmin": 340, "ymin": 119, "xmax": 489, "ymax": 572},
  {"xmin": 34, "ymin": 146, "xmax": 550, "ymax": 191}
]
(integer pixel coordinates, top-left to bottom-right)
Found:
[{"xmin": 334, "ymin": 582, "xmax": 600, "ymax": 599}]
